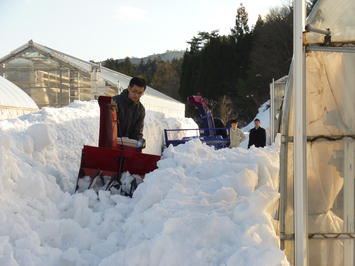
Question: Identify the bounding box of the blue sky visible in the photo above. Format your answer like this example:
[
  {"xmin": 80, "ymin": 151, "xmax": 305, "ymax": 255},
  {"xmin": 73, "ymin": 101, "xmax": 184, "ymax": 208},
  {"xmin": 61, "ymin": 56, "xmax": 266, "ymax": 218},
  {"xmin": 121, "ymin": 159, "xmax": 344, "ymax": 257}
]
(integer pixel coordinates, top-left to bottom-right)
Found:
[{"xmin": 0, "ymin": 0, "xmax": 287, "ymax": 61}]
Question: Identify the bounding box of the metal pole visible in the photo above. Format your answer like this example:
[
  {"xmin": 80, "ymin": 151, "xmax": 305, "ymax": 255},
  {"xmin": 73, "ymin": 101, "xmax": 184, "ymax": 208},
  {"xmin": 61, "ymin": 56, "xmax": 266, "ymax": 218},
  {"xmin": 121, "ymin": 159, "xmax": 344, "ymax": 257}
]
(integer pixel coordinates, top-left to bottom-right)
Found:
[
  {"xmin": 307, "ymin": 46, "xmax": 355, "ymax": 54},
  {"xmin": 279, "ymin": 63, "xmax": 293, "ymax": 252},
  {"xmin": 270, "ymin": 78, "xmax": 275, "ymax": 143},
  {"xmin": 59, "ymin": 68, "xmax": 63, "ymax": 107},
  {"xmin": 344, "ymin": 138, "xmax": 354, "ymax": 266},
  {"xmin": 293, "ymin": 0, "xmax": 308, "ymax": 265},
  {"xmin": 77, "ymin": 71, "xmax": 80, "ymax": 101},
  {"xmin": 270, "ymin": 82, "xmax": 273, "ymax": 143}
]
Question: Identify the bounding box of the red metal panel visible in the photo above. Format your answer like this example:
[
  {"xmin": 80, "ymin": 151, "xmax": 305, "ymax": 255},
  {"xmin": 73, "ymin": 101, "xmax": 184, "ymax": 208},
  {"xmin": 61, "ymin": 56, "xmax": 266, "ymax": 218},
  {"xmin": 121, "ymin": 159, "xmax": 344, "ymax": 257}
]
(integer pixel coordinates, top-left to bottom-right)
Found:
[{"xmin": 79, "ymin": 145, "xmax": 160, "ymax": 177}]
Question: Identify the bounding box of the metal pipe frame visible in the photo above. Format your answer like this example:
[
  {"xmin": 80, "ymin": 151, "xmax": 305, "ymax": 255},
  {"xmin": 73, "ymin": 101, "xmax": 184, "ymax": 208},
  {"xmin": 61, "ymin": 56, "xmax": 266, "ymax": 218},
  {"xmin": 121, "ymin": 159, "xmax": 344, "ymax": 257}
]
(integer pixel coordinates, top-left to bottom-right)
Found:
[
  {"xmin": 293, "ymin": 0, "xmax": 308, "ymax": 265},
  {"xmin": 279, "ymin": 61, "xmax": 293, "ymax": 252},
  {"xmin": 307, "ymin": 46, "xmax": 355, "ymax": 54},
  {"xmin": 270, "ymin": 78, "xmax": 275, "ymax": 143},
  {"xmin": 305, "ymin": 24, "xmax": 331, "ymax": 36},
  {"xmin": 282, "ymin": 233, "xmax": 355, "ymax": 240}
]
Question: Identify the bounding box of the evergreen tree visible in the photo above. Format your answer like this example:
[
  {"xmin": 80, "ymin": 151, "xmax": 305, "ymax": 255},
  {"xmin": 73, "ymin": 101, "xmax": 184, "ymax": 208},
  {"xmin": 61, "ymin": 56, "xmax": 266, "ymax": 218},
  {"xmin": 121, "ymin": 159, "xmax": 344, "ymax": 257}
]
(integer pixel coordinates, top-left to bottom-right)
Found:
[
  {"xmin": 103, "ymin": 2, "xmax": 296, "ymax": 125},
  {"xmin": 231, "ymin": 4, "xmax": 250, "ymax": 40},
  {"xmin": 246, "ymin": 6, "xmax": 293, "ymax": 107}
]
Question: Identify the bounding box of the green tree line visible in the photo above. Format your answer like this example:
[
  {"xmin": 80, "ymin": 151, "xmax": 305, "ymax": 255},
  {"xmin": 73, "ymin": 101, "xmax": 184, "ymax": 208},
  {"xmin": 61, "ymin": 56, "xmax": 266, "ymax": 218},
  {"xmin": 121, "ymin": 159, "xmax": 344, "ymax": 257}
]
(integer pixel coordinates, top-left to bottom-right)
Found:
[
  {"xmin": 103, "ymin": 57, "xmax": 182, "ymax": 101},
  {"xmin": 103, "ymin": 2, "xmax": 317, "ymax": 125}
]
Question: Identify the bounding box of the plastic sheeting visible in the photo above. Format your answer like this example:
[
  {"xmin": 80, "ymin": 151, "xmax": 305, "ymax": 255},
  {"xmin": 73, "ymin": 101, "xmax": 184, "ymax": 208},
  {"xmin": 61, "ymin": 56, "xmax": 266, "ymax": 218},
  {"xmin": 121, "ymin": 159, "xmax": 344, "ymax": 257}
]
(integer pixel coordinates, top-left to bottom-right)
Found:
[
  {"xmin": 281, "ymin": 50, "xmax": 355, "ymax": 266},
  {"xmin": 0, "ymin": 76, "xmax": 38, "ymax": 119},
  {"xmin": 280, "ymin": 0, "xmax": 355, "ymax": 264},
  {"xmin": 306, "ymin": 0, "xmax": 355, "ymax": 44},
  {"xmin": 306, "ymin": 51, "xmax": 355, "ymax": 136},
  {"xmin": 0, "ymin": 76, "xmax": 38, "ymax": 109}
]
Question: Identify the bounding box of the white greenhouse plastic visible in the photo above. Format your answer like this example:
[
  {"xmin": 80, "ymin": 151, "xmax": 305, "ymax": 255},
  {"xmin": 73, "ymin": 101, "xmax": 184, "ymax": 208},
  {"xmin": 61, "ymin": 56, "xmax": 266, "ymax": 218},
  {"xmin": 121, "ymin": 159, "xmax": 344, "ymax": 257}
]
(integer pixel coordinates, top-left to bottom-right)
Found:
[
  {"xmin": 0, "ymin": 76, "xmax": 38, "ymax": 119},
  {"xmin": 279, "ymin": 0, "xmax": 355, "ymax": 266}
]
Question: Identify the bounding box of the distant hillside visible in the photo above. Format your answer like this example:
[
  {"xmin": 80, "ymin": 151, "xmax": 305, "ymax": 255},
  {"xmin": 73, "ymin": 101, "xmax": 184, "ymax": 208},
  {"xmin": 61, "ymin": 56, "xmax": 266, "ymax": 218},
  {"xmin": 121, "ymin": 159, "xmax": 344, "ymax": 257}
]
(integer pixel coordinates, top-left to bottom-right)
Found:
[{"xmin": 117, "ymin": 50, "xmax": 185, "ymax": 65}]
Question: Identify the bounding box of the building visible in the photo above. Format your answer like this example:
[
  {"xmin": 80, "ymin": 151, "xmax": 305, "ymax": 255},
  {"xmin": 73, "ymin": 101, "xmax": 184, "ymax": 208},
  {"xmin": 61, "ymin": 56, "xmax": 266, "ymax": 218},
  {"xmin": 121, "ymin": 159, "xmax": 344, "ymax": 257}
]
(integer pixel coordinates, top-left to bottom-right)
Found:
[
  {"xmin": 0, "ymin": 76, "xmax": 38, "ymax": 119},
  {"xmin": 0, "ymin": 40, "xmax": 185, "ymax": 118},
  {"xmin": 279, "ymin": 0, "xmax": 355, "ymax": 265}
]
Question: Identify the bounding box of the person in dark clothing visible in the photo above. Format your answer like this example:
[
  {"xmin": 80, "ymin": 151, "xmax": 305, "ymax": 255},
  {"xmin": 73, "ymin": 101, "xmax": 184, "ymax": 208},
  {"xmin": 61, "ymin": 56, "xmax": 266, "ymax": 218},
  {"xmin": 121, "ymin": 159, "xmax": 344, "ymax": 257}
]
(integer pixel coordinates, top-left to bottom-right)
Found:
[
  {"xmin": 112, "ymin": 77, "xmax": 146, "ymax": 141},
  {"xmin": 214, "ymin": 118, "xmax": 227, "ymax": 138},
  {"xmin": 248, "ymin": 118, "xmax": 266, "ymax": 148}
]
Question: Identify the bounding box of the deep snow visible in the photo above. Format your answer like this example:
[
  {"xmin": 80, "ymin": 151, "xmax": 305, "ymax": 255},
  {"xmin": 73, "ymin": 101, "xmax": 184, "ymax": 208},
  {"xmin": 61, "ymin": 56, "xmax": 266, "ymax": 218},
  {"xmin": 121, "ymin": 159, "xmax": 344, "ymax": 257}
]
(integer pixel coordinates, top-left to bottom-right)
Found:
[{"xmin": 0, "ymin": 101, "xmax": 288, "ymax": 266}]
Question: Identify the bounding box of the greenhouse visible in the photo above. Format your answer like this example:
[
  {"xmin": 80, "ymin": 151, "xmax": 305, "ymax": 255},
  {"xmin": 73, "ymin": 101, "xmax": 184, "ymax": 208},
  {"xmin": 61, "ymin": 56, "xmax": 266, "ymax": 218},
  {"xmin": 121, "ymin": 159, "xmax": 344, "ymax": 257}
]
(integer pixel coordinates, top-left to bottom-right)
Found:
[
  {"xmin": 0, "ymin": 76, "xmax": 38, "ymax": 119},
  {"xmin": 279, "ymin": 0, "xmax": 355, "ymax": 265},
  {"xmin": 0, "ymin": 40, "xmax": 185, "ymax": 118}
]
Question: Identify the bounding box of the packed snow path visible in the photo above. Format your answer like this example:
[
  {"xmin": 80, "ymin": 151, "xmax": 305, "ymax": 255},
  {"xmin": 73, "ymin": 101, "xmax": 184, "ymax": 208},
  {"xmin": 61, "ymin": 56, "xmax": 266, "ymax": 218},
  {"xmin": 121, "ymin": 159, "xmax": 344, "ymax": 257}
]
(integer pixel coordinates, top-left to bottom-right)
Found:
[{"xmin": 0, "ymin": 101, "xmax": 288, "ymax": 266}]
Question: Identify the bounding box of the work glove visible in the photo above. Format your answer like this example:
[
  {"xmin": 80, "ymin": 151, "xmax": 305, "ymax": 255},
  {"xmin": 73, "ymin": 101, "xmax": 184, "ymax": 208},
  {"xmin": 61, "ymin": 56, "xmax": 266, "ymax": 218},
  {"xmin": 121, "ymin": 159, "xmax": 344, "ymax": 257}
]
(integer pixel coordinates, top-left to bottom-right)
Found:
[{"xmin": 137, "ymin": 138, "xmax": 146, "ymax": 149}]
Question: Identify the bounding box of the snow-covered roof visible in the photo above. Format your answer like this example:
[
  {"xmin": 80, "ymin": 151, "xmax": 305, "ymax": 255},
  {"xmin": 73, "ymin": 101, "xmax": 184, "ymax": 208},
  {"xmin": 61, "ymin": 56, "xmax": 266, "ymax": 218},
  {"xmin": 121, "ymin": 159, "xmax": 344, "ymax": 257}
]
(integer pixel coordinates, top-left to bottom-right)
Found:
[
  {"xmin": 0, "ymin": 76, "xmax": 38, "ymax": 110},
  {"xmin": 0, "ymin": 41, "xmax": 182, "ymax": 104}
]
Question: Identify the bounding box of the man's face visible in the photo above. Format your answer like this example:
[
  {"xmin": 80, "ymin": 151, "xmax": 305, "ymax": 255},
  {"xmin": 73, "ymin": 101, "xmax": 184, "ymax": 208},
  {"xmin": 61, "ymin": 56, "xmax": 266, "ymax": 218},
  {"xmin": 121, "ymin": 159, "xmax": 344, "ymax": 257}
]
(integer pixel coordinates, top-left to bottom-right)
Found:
[
  {"xmin": 254, "ymin": 120, "xmax": 260, "ymax": 128},
  {"xmin": 128, "ymin": 85, "xmax": 145, "ymax": 102}
]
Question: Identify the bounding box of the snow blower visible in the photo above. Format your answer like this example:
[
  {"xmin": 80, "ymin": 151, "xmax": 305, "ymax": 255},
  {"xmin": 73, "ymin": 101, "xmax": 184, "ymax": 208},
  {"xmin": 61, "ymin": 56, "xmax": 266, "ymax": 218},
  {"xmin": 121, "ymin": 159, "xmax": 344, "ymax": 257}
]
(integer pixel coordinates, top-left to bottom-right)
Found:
[
  {"xmin": 75, "ymin": 96, "xmax": 161, "ymax": 196},
  {"xmin": 164, "ymin": 95, "xmax": 230, "ymax": 149}
]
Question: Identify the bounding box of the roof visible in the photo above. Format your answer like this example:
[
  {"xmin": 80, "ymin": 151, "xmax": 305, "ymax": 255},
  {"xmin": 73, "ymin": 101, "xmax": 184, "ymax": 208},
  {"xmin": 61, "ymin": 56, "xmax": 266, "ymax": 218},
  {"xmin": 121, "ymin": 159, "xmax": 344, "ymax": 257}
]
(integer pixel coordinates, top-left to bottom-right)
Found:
[
  {"xmin": 306, "ymin": 0, "xmax": 355, "ymax": 44},
  {"xmin": 0, "ymin": 41, "xmax": 182, "ymax": 104},
  {"xmin": 0, "ymin": 76, "xmax": 38, "ymax": 110}
]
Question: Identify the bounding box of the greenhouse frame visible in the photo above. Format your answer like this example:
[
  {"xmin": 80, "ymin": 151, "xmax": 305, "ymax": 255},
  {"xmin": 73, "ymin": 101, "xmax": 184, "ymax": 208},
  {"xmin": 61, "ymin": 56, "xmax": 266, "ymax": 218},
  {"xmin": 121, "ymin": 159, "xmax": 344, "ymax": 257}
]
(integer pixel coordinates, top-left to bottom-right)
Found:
[
  {"xmin": 0, "ymin": 40, "xmax": 185, "ymax": 118},
  {"xmin": 279, "ymin": 0, "xmax": 355, "ymax": 265},
  {"xmin": 269, "ymin": 75, "xmax": 287, "ymax": 142}
]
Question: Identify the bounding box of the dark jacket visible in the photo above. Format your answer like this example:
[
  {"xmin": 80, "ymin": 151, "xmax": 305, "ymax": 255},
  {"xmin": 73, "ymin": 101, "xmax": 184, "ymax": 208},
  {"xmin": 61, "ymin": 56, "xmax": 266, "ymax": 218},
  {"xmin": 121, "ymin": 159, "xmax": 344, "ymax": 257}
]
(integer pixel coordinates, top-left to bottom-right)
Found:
[
  {"xmin": 248, "ymin": 127, "xmax": 266, "ymax": 148},
  {"xmin": 112, "ymin": 89, "xmax": 145, "ymax": 140}
]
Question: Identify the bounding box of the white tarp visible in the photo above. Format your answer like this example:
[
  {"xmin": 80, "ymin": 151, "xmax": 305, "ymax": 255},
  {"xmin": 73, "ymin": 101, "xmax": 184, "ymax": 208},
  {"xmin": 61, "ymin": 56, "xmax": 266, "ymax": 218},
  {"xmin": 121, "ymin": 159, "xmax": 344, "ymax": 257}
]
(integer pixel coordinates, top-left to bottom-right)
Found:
[
  {"xmin": 306, "ymin": 0, "xmax": 355, "ymax": 44},
  {"xmin": 0, "ymin": 76, "xmax": 38, "ymax": 119}
]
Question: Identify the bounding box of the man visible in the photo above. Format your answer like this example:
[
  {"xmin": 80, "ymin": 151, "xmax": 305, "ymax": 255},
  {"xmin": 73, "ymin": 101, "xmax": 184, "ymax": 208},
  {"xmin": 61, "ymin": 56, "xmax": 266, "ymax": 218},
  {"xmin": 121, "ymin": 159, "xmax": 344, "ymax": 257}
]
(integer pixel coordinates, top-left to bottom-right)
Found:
[
  {"xmin": 248, "ymin": 118, "xmax": 266, "ymax": 148},
  {"xmin": 229, "ymin": 119, "xmax": 246, "ymax": 148},
  {"xmin": 113, "ymin": 77, "xmax": 146, "ymax": 142}
]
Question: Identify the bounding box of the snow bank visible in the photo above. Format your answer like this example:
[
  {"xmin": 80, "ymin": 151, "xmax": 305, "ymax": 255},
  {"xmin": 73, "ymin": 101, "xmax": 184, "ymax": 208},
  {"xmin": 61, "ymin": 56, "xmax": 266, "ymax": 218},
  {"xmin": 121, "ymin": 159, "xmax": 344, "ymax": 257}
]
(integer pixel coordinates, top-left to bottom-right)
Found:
[
  {"xmin": 0, "ymin": 101, "xmax": 288, "ymax": 265},
  {"xmin": 243, "ymin": 100, "xmax": 270, "ymax": 132},
  {"xmin": 0, "ymin": 100, "xmax": 196, "ymax": 191},
  {"xmin": 143, "ymin": 110, "xmax": 197, "ymax": 155}
]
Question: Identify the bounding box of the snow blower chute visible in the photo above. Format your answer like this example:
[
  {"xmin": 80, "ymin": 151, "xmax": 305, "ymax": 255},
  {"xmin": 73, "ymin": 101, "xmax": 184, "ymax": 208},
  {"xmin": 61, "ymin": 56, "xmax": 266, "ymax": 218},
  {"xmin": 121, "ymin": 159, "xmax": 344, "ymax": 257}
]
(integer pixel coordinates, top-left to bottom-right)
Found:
[{"xmin": 75, "ymin": 96, "xmax": 161, "ymax": 196}]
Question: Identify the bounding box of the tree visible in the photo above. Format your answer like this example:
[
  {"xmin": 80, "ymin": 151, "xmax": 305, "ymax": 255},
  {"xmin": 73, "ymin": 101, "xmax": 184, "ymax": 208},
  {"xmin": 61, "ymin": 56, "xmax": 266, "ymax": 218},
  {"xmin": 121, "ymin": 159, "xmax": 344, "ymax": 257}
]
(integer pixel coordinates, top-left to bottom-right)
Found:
[
  {"xmin": 231, "ymin": 3, "xmax": 250, "ymax": 40},
  {"xmin": 151, "ymin": 60, "xmax": 181, "ymax": 100},
  {"xmin": 246, "ymin": 6, "xmax": 293, "ymax": 107}
]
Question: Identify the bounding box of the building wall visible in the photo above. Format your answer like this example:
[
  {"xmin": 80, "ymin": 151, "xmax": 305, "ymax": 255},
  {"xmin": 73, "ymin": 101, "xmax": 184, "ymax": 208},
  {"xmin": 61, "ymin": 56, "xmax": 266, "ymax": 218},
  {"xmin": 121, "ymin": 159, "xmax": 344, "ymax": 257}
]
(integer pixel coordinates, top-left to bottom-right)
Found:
[
  {"xmin": 0, "ymin": 107, "xmax": 37, "ymax": 119},
  {"xmin": 0, "ymin": 48, "xmax": 115, "ymax": 108},
  {"xmin": 140, "ymin": 94, "xmax": 185, "ymax": 118},
  {"xmin": 0, "ymin": 46, "xmax": 185, "ymax": 119}
]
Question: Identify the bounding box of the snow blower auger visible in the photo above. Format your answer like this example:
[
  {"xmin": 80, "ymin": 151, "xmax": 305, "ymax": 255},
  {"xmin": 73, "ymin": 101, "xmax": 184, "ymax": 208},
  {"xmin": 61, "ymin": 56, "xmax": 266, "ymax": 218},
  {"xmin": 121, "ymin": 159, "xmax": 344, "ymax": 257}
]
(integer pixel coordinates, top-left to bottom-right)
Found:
[{"xmin": 75, "ymin": 96, "xmax": 161, "ymax": 197}]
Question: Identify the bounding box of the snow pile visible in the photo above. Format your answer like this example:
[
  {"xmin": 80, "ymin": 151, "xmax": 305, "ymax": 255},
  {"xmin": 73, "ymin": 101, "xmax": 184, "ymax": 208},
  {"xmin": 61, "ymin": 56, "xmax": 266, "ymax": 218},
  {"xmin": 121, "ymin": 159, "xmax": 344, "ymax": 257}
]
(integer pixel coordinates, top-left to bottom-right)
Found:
[
  {"xmin": 143, "ymin": 110, "xmax": 197, "ymax": 155},
  {"xmin": 99, "ymin": 142, "xmax": 288, "ymax": 266},
  {"xmin": 0, "ymin": 101, "xmax": 288, "ymax": 266},
  {"xmin": 0, "ymin": 100, "xmax": 196, "ymax": 191}
]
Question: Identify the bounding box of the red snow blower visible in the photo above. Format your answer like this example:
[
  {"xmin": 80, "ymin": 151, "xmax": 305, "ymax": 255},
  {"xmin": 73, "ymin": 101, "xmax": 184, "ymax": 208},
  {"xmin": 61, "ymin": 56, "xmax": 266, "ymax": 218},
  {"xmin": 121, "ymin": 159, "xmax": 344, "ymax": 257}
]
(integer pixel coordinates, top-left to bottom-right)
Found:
[{"xmin": 75, "ymin": 96, "xmax": 161, "ymax": 196}]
